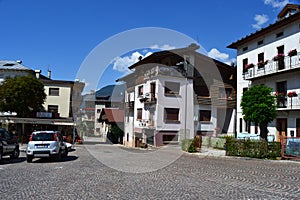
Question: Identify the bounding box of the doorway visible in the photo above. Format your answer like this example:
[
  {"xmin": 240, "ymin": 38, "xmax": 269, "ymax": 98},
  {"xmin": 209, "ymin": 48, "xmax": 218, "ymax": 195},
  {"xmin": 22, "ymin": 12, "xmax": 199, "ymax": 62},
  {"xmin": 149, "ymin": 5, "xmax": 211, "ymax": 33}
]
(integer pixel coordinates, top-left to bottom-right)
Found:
[{"xmin": 277, "ymin": 118, "xmax": 287, "ymax": 142}]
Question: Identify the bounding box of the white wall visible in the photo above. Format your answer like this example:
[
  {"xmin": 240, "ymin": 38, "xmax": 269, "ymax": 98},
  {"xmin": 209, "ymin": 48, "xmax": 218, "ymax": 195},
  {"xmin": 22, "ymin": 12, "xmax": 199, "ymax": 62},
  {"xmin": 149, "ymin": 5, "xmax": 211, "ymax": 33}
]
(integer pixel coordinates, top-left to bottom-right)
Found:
[{"xmin": 44, "ymin": 85, "xmax": 71, "ymax": 118}]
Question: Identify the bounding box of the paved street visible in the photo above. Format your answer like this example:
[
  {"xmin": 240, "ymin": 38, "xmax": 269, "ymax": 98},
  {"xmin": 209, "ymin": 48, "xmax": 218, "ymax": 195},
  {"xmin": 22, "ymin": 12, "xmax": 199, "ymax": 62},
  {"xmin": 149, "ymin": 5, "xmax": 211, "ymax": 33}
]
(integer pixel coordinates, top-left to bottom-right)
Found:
[{"xmin": 1, "ymin": 144, "xmax": 300, "ymax": 200}]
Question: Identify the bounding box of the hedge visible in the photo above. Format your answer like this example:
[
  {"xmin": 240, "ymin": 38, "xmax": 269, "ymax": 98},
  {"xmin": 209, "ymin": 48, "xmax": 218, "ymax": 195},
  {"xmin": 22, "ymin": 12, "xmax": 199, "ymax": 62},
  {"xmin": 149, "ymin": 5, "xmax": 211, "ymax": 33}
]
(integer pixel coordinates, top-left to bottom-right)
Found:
[{"xmin": 225, "ymin": 137, "xmax": 281, "ymax": 159}]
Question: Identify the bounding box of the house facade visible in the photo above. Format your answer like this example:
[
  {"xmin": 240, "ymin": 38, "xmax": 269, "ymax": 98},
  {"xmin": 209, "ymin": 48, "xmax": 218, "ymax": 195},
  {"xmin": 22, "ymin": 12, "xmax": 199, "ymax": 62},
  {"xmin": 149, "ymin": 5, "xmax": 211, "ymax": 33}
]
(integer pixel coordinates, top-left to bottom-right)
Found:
[
  {"xmin": 0, "ymin": 60, "xmax": 84, "ymax": 140},
  {"xmin": 119, "ymin": 44, "xmax": 236, "ymax": 147},
  {"xmin": 228, "ymin": 4, "xmax": 300, "ymax": 141}
]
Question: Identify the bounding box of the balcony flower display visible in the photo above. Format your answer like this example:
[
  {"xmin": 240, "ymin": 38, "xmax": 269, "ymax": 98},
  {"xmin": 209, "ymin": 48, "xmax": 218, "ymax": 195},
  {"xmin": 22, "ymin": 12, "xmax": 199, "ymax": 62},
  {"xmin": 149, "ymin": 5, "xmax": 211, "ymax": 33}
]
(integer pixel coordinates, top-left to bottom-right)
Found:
[
  {"xmin": 273, "ymin": 53, "xmax": 285, "ymax": 61},
  {"xmin": 245, "ymin": 63, "xmax": 254, "ymax": 70},
  {"xmin": 275, "ymin": 91, "xmax": 285, "ymax": 98},
  {"xmin": 288, "ymin": 49, "xmax": 297, "ymax": 57},
  {"xmin": 287, "ymin": 91, "xmax": 298, "ymax": 97},
  {"xmin": 257, "ymin": 60, "xmax": 269, "ymax": 68}
]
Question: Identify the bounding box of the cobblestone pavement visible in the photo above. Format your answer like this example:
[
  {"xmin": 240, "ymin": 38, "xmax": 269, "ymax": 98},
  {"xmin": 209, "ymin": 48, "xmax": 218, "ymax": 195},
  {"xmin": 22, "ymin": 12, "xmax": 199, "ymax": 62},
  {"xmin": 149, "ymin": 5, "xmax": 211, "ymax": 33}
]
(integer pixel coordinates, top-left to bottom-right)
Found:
[{"xmin": 1, "ymin": 144, "xmax": 300, "ymax": 200}]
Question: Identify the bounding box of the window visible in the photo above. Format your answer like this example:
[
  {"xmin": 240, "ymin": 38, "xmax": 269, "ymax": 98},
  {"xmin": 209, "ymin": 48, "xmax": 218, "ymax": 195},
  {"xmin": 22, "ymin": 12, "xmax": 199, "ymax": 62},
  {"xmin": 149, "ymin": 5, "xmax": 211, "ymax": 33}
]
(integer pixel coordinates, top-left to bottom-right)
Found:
[
  {"xmin": 137, "ymin": 108, "xmax": 142, "ymax": 120},
  {"xmin": 276, "ymin": 32, "xmax": 284, "ymax": 38},
  {"xmin": 242, "ymin": 58, "xmax": 248, "ymax": 73},
  {"xmin": 257, "ymin": 52, "xmax": 265, "ymax": 69},
  {"xmin": 165, "ymin": 81, "xmax": 180, "ymax": 96},
  {"xmin": 257, "ymin": 40, "xmax": 264, "ymax": 45},
  {"xmin": 239, "ymin": 118, "xmax": 243, "ymax": 133},
  {"xmin": 138, "ymin": 86, "xmax": 143, "ymax": 96},
  {"xmin": 276, "ymin": 81, "xmax": 287, "ymax": 94},
  {"xmin": 164, "ymin": 108, "xmax": 179, "ymax": 123},
  {"xmin": 49, "ymin": 88, "xmax": 59, "ymax": 96},
  {"xmin": 277, "ymin": 45, "xmax": 284, "ymax": 54},
  {"xmin": 242, "ymin": 47, "xmax": 248, "ymax": 51},
  {"xmin": 258, "ymin": 52, "xmax": 264, "ymax": 62},
  {"xmin": 48, "ymin": 105, "xmax": 58, "ymax": 113},
  {"xmin": 163, "ymin": 134, "xmax": 178, "ymax": 144},
  {"xmin": 199, "ymin": 110, "xmax": 211, "ymax": 122}
]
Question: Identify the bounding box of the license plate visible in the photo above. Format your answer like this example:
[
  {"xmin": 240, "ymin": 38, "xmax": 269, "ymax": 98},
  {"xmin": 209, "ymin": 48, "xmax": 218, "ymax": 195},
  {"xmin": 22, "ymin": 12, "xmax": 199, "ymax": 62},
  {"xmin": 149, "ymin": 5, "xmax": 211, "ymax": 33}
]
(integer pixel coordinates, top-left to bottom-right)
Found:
[
  {"xmin": 36, "ymin": 145, "xmax": 48, "ymax": 148},
  {"xmin": 34, "ymin": 154, "xmax": 49, "ymax": 157}
]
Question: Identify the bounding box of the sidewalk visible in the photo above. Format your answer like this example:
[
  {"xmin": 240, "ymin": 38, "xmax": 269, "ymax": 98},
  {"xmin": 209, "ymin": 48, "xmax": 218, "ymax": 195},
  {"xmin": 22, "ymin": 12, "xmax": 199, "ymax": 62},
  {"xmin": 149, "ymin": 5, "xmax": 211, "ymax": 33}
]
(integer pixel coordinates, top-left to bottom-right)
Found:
[{"xmin": 19, "ymin": 143, "xmax": 27, "ymax": 152}]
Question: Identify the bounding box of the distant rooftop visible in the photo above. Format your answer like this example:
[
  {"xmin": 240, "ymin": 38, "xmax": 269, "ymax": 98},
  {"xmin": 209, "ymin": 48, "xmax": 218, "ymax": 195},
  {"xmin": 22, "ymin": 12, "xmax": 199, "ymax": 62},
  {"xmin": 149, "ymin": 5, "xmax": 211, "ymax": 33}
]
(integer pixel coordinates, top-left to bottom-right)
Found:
[{"xmin": 0, "ymin": 60, "xmax": 32, "ymax": 71}]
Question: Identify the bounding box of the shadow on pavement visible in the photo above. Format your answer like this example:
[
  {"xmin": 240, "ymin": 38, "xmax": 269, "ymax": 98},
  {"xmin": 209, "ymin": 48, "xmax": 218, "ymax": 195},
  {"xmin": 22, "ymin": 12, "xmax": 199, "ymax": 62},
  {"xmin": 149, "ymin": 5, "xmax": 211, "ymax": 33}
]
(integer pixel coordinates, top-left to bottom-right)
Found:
[
  {"xmin": 0, "ymin": 157, "xmax": 26, "ymax": 165},
  {"xmin": 30, "ymin": 156, "xmax": 78, "ymax": 163}
]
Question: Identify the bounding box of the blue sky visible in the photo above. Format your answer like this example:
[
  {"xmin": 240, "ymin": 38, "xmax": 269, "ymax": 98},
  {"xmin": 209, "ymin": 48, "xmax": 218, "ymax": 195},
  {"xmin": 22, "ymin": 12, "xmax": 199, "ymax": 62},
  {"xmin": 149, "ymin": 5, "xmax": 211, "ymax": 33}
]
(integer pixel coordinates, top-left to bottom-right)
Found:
[{"xmin": 1, "ymin": 0, "xmax": 298, "ymax": 93}]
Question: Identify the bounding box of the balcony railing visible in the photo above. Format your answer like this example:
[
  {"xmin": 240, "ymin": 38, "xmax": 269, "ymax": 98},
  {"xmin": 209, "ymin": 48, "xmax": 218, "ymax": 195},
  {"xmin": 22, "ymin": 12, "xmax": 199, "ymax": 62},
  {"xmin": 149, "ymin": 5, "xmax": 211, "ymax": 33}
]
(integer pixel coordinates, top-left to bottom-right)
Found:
[
  {"xmin": 243, "ymin": 53, "xmax": 300, "ymax": 80},
  {"xmin": 277, "ymin": 95, "xmax": 300, "ymax": 110}
]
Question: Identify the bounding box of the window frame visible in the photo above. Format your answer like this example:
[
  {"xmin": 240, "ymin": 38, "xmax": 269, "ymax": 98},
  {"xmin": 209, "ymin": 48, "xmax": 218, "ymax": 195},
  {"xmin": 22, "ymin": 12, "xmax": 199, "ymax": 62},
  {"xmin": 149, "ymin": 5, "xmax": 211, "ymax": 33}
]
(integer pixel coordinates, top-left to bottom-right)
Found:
[
  {"xmin": 49, "ymin": 88, "xmax": 60, "ymax": 96},
  {"xmin": 164, "ymin": 108, "xmax": 180, "ymax": 123},
  {"xmin": 164, "ymin": 81, "xmax": 180, "ymax": 96}
]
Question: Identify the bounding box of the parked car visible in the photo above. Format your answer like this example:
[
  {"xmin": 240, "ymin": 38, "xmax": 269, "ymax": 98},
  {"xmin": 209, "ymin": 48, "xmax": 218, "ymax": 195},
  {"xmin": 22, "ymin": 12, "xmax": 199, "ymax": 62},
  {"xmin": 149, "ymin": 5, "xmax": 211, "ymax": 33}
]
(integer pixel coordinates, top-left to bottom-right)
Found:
[
  {"xmin": 26, "ymin": 131, "xmax": 68, "ymax": 163},
  {"xmin": 0, "ymin": 128, "xmax": 20, "ymax": 162}
]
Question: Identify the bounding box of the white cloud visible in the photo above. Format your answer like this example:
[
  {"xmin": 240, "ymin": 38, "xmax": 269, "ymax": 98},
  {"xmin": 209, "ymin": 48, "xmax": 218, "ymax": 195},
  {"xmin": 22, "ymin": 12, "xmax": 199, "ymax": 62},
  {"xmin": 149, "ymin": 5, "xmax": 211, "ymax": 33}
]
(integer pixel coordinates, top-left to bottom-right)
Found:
[
  {"xmin": 111, "ymin": 51, "xmax": 152, "ymax": 73},
  {"xmin": 208, "ymin": 48, "xmax": 236, "ymax": 65},
  {"xmin": 252, "ymin": 14, "xmax": 269, "ymax": 29},
  {"xmin": 150, "ymin": 44, "xmax": 176, "ymax": 50},
  {"xmin": 263, "ymin": 0, "xmax": 290, "ymax": 8}
]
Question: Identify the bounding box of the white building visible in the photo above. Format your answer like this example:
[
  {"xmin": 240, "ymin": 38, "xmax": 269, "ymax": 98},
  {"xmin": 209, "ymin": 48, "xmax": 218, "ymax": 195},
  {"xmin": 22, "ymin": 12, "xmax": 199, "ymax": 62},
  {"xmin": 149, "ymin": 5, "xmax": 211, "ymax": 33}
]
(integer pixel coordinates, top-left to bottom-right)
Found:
[
  {"xmin": 118, "ymin": 44, "xmax": 236, "ymax": 147},
  {"xmin": 228, "ymin": 4, "xmax": 300, "ymax": 141}
]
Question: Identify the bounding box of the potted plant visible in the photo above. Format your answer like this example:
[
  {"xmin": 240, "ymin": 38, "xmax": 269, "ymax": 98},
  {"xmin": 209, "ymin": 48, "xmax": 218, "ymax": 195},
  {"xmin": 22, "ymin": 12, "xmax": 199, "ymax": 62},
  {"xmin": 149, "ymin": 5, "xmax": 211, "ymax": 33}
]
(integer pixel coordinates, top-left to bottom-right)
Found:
[
  {"xmin": 245, "ymin": 63, "xmax": 254, "ymax": 70},
  {"xmin": 273, "ymin": 53, "xmax": 285, "ymax": 61},
  {"xmin": 257, "ymin": 60, "xmax": 268, "ymax": 69},
  {"xmin": 287, "ymin": 91, "xmax": 297, "ymax": 97},
  {"xmin": 288, "ymin": 49, "xmax": 297, "ymax": 57}
]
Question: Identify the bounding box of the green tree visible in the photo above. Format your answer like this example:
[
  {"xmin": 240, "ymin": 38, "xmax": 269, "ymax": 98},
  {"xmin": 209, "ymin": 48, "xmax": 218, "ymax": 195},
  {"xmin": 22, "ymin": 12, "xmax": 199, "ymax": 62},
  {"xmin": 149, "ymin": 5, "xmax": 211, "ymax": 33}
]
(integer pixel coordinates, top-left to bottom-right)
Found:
[
  {"xmin": 0, "ymin": 75, "xmax": 46, "ymax": 117},
  {"xmin": 241, "ymin": 85, "xmax": 277, "ymax": 140},
  {"xmin": 110, "ymin": 123, "xmax": 124, "ymax": 142}
]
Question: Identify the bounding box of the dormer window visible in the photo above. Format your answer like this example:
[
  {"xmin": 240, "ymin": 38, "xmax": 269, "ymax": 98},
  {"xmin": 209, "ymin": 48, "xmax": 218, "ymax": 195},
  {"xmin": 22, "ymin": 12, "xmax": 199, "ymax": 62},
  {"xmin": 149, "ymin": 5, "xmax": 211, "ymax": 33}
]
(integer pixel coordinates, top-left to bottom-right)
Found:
[
  {"xmin": 257, "ymin": 40, "xmax": 264, "ymax": 46},
  {"xmin": 276, "ymin": 32, "xmax": 284, "ymax": 38},
  {"xmin": 277, "ymin": 4, "xmax": 300, "ymax": 20}
]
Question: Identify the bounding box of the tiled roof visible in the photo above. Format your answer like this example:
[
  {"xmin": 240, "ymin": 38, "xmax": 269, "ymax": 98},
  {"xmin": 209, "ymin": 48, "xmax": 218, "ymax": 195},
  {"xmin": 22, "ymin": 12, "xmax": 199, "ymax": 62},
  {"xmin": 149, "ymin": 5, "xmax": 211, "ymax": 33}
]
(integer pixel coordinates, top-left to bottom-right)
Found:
[
  {"xmin": 103, "ymin": 108, "xmax": 124, "ymax": 123},
  {"xmin": 0, "ymin": 60, "xmax": 32, "ymax": 71}
]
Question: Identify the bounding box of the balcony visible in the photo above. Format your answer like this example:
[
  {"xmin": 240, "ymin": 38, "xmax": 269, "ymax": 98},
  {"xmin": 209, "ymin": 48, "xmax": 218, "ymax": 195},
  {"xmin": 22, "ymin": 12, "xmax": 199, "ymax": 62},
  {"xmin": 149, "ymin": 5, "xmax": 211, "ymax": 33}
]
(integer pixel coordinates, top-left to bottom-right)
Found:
[
  {"xmin": 139, "ymin": 93, "xmax": 157, "ymax": 104},
  {"xmin": 243, "ymin": 53, "xmax": 300, "ymax": 80},
  {"xmin": 138, "ymin": 119, "xmax": 155, "ymax": 129},
  {"xmin": 276, "ymin": 93, "xmax": 300, "ymax": 110}
]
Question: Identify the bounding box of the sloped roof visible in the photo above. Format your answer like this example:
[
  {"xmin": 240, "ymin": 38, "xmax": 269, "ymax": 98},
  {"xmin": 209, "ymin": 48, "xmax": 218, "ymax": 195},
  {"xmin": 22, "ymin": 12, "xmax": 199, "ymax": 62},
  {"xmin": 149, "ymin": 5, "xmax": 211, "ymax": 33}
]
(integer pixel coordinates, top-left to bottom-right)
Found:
[
  {"xmin": 0, "ymin": 60, "xmax": 32, "ymax": 71},
  {"xmin": 102, "ymin": 108, "xmax": 124, "ymax": 123},
  {"xmin": 95, "ymin": 84, "xmax": 125, "ymax": 102}
]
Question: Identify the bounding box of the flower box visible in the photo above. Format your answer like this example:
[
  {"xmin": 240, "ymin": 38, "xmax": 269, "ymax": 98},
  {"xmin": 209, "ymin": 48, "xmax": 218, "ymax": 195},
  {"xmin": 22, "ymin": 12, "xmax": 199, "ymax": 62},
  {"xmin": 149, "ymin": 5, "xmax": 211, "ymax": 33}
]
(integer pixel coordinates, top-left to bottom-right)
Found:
[
  {"xmin": 288, "ymin": 49, "xmax": 297, "ymax": 57},
  {"xmin": 287, "ymin": 91, "xmax": 297, "ymax": 97},
  {"xmin": 245, "ymin": 63, "xmax": 254, "ymax": 70},
  {"xmin": 257, "ymin": 60, "xmax": 268, "ymax": 69},
  {"xmin": 273, "ymin": 54, "xmax": 284, "ymax": 61}
]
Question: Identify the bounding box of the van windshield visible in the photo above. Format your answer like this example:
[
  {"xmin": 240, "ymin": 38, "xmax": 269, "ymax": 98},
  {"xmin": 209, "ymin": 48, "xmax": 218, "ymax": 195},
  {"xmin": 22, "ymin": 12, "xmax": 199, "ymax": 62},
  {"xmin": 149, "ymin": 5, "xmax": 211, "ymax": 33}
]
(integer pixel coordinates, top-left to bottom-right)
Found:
[{"xmin": 32, "ymin": 133, "xmax": 54, "ymax": 141}]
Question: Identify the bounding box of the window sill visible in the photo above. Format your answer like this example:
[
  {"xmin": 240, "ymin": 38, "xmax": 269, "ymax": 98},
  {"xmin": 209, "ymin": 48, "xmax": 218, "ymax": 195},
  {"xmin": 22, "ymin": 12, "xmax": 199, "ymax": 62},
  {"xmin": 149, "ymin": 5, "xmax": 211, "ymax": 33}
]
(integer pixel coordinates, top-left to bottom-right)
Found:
[
  {"xmin": 164, "ymin": 94, "xmax": 181, "ymax": 98},
  {"xmin": 164, "ymin": 120, "xmax": 181, "ymax": 124}
]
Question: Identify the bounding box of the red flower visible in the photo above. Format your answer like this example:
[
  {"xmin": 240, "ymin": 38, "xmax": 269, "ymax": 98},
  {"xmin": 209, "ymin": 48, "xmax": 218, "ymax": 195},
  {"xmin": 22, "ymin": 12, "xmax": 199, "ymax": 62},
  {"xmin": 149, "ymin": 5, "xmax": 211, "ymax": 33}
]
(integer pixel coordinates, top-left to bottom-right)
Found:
[{"xmin": 287, "ymin": 91, "xmax": 297, "ymax": 97}]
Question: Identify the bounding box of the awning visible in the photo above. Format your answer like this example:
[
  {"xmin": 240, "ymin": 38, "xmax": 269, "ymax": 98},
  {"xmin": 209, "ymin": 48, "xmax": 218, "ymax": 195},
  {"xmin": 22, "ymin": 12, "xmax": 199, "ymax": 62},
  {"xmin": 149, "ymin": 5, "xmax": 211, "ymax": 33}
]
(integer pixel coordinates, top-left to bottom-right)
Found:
[{"xmin": 0, "ymin": 117, "xmax": 74, "ymax": 126}]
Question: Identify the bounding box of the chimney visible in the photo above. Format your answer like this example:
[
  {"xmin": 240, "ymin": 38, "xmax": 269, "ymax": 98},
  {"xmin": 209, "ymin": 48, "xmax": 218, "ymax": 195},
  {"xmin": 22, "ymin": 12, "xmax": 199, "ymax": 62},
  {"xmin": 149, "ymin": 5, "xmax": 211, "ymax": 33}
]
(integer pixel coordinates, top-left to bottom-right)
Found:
[
  {"xmin": 35, "ymin": 70, "xmax": 41, "ymax": 79},
  {"xmin": 16, "ymin": 60, "xmax": 22, "ymax": 64},
  {"xmin": 47, "ymin": 70, "xmax": 51, "ymax": 79}
]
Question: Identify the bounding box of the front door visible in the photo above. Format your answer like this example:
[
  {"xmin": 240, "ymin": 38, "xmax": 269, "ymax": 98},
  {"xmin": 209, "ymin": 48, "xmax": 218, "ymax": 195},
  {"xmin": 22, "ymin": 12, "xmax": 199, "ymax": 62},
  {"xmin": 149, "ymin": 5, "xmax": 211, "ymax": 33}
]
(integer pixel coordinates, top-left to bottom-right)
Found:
[{"xmin": 277, "ymin": 118, "xmax": 287, "ymax": 142}]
